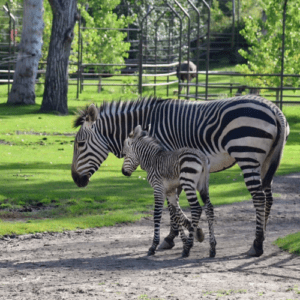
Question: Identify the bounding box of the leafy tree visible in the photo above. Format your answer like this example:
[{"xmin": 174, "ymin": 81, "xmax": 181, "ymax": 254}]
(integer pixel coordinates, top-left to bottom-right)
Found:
[
  {"xmin": 237, "ymin": 0, "xmax": 300, "ymax": 88},
  {"xmin": 210, "ymin": 0, "xmax": 261, "ymax": 32},
  {"xmin": 72, "ymin": 0, "xmax": 135, "ymax": 74}
]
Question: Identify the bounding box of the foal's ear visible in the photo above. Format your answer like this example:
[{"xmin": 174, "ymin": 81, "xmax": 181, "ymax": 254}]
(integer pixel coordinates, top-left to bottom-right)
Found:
[
  {"xmin": 133, "ymin": 125, "xmax": 143, "ymax": 138},
  {"xmin": 87, "ymin": 104, "xmax": 98, "ymax": 122},
  {"xmin": 128, "ymin": 130, "xmax": 134, "ymax": 138}
]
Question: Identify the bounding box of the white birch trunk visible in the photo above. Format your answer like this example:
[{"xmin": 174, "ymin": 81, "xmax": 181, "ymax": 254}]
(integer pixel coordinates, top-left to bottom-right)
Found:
[
  {"xmin": 40, "ymin": 0, "xmax": 78, "ymax": 115},
  {"xmin": 7, "ymin": 0, "xmax": 44, "ymax": 105}
]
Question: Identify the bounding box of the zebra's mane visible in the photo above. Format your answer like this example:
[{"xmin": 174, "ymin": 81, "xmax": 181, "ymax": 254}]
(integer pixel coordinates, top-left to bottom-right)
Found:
[
  {"xmin": 98, "ymin": 97, "xmax": 165, "ymax": 117},
  {"xmin": 73, "ymin": 97, "xmax": 166, "ymax": 128},
  {"xmin": 73, "ymin": 105, "xmax": 93, "ymax": 128}
]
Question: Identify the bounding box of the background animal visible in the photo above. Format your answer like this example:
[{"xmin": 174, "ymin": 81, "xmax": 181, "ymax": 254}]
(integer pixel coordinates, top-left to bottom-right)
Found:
[{"xmin": 176, "ymin": 61, "xmax": 197, "ymax": 93}]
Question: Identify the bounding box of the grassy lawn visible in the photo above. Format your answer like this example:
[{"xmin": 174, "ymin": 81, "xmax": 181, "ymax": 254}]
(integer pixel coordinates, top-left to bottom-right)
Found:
[
  {"xmin": 274, "ymin": 232, "xmax": 300, "ymax": 255},
  {"xmin": 0, "ymin": 72, "xmax": 300, "ymax": 237}
]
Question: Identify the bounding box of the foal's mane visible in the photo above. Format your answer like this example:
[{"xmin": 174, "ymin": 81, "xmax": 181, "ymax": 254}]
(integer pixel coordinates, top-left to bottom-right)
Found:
[{"xmin": 138, "ymin": 131, "xmax": 165, "ymax": 152}]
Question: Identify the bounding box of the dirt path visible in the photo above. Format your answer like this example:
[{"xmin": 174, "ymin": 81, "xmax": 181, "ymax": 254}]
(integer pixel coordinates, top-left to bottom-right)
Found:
[{"xmin": 0, "ymin": 173, "xmax": 299, "ymax": 300}]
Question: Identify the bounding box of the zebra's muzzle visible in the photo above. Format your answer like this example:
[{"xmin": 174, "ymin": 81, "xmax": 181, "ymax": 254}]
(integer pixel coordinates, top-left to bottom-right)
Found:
[
  {"xmin": 72, "ymin": 171, "xmax": 90, "ymax": 187},
  {"xmin": 122, "ymin": 168, "xmax": 131, "ymax": 177}
]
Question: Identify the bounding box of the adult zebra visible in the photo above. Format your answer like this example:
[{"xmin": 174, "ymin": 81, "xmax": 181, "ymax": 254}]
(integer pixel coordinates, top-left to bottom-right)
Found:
[{"xmin": 72, "ymin": 95, "xmax": 289, "ymax": 257}]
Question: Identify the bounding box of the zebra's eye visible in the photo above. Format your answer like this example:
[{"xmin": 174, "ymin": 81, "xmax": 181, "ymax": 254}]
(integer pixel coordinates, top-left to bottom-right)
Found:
[{"xmin": 78, "ymin": 141, "xmax": 85, "ymax": 147}]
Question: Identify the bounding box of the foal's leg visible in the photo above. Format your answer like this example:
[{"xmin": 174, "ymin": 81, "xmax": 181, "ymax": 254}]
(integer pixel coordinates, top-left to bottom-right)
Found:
[
  {"xmin": 160, "ymin": 187, "xmax": 204, "ymax": 250},
  {"xmin": 166, "ymin": 193, "xmax": 188, "ymax": 245},
  {"xmin": 148, "ymin": 186, "xmax": 165, "ymax": 256},
  {"xmin": 180, "ymin": 182, "xmax": 202, "ymax": 258},
  {"xmin": 160, "ymin": 187, "xmax": 183, "ymax": 250},
  {"xmin": 199, "ymin": 188, "xmax": 216, "ymax": 258}
]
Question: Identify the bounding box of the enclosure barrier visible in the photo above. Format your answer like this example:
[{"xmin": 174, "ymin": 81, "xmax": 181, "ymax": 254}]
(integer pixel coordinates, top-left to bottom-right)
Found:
[{"xmin": 1, "ymin": 0, "xmax": 299, "ymax": 108}]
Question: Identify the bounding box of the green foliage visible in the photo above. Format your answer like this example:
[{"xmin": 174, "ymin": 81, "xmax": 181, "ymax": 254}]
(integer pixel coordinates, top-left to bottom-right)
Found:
[
  {"xmin": 210, "ymin": 0, "xmax": 261, "ymax": 32},
  {"xmin": 274, "ymin": 232, "xmax": 300, "ymax": 255},
  {"xmin": 71, "ymin": 0, "xmax": 135, "ymax": 74},
  {"xmin": 237, "ymin": 0, "xmax": 300, "ymax": 87},
  {"xmin": 40, "ymin": 1, "xmax": 135, "ymax": 74},
  {"xmin": 41, "ymin": 1, "xmax": 52, "ymax": 62},
  {"xmin": 0, "ymin": 1, "xmax": 22, "ymax": 45}
]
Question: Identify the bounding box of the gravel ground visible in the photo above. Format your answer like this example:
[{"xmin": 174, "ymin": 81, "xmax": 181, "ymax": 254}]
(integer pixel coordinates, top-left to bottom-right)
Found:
[{"xmin": 0, "ymin": 173, "xmax": 299, "ymax": 300}]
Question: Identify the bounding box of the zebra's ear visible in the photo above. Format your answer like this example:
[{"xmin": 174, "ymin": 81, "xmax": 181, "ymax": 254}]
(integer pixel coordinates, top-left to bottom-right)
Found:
[
  {"xmin": 87, "ymin": 104, "xmax": 98, "ymax": 122},
  {"xmin": 133, "ymin": 125, "xmax": 143, "ymax": 138}
]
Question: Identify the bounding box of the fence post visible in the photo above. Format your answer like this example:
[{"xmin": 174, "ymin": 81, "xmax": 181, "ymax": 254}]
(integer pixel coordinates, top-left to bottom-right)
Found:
[
  {"xmin": 202, "ymin": 0, "xmax": 211, "ymax": 100},
  {"xmin": 98, "ymin": 76, "xmax": 102, "ymax": 93},
  {"xmin": 280, "ymin": 0, "xmax": 288, "ymax": 110},
  {"xmin": 77, "ymin": 12, "xmax": 81, "ymax": 99}
]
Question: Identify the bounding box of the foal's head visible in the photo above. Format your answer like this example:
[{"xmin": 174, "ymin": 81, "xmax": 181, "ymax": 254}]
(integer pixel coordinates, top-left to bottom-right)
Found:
[
  {"xmin": 121, "ymin": 125, "xmax": 164, "ymax": 176},
  {"xmin": 121, "ymin": 125, "xmax": 145, "ymax": 177}
]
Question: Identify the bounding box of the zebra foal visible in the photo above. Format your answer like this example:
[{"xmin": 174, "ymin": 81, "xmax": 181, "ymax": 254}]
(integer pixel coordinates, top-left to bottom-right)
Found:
[{"xmin": 122, "ymin": 125, "xmax": 216, "ymax": 258}]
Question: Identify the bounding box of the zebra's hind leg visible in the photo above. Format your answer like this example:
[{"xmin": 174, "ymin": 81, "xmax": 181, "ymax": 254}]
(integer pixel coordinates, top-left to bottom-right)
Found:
[
  {"xmin": 264, "ymin": 186, "xmax": 273, "ymax": 231},
  {"xmin": 159, "ymin": 187, "xmax": 186, "ymax": 250},
  {"xmin": 159, "ymin": 188, "xmax": 204, "ymax": 251},
  {"xmin": 238, "ymin": 162, "xmax": 265, "ymax": 257},
  {"xmin": 167, "ymin": 194, "xmax": 188, "ymax": 245}
]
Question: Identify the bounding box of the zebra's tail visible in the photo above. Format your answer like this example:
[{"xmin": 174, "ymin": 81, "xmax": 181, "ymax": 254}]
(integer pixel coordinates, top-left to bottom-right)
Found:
[{"xmin": 261, "ymin": 106, "xmax": 290, "ymax": 190}]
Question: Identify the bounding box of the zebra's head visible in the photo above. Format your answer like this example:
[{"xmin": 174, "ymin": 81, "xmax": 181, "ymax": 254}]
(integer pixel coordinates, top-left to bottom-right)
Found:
[
  {"xmin": 72, "ymin": 104, "xmax": 109, "ymax": 188},
  {"xmin": 121, "ymin": 125, "xmax": 144, "ymax": 177}
]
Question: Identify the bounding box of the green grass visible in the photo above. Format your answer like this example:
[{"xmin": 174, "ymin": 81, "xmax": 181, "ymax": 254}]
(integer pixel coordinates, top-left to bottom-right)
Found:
[
  {"xmin": 0, "ymin": 70, "xmax": 300, "ymax": 236},
  {"xmin": 274, "ymin": 232, "xmax": 300, "ymax": 255}
]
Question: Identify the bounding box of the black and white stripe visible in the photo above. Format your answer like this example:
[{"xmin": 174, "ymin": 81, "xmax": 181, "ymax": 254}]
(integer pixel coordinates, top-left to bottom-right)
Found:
[
  {"xmin": 72, "ymin": 95, "xmax": 289, "ymax": 257},
  {"xmin": 122, "ymin": 125, "xmax": 216, "ymax": 258}
]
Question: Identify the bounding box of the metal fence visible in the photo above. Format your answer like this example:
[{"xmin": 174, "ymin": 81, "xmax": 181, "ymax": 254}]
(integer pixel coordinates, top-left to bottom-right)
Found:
[{"xmin": 1, "ymin": 0, "xmax": 299, "ymax": 109}]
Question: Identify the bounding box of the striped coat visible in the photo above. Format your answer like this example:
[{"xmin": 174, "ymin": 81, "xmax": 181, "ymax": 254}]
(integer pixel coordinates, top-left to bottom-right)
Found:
[{"xmin": 72, "ymin": 96, "xmax": 289, "ymax": 257}]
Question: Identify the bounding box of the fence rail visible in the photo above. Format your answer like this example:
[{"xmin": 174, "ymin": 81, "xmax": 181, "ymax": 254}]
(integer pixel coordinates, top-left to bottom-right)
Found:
[{"xmin": 1, "ymin": 1, "xmax": 298, "ymax": 109}]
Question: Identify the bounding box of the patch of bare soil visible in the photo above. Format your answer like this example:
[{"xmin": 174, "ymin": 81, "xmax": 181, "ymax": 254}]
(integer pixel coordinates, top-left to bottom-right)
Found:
[{"xmin": 0, "ymin": 173, "xmax": 299, "ymax": 300}]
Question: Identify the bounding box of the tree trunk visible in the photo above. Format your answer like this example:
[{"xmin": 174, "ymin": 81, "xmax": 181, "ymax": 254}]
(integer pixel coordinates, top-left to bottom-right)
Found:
[
  {"xmin": 7, "ymin": 0, "xmax": 44, "ymax": 105},
  {"xmin": 40, "ymin": 0, "xmax": 78, "ymax": 115}
]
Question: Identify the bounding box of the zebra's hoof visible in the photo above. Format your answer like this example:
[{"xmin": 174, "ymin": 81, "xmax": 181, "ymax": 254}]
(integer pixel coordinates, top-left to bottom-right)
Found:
[
  {"xmin": 181, "ymin": 249, "xmax": 190, "ymax": 258},
  {"xmin": 209, "ymin": 248, "xmax": 216, "ymax": 258},
  {"xmin": 196, "ymin": 228, "xmax": 205, "ymax": 243},
  {"xmin": 247, "ymin": 242, "xmax": 263, "ymax": 257},
  {"xmin": 147, "ymin": 249, "xmax": 155, "ymax": 256},
  {"xmin": 158, "ymin": 238, "xmax": 175, "ymax": 251}
]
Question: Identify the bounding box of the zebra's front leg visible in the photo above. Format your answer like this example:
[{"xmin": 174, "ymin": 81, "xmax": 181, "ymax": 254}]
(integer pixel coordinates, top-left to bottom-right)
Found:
[
  {"xmin": 148, "ymin": 189, "xmax": 165, "ymax": 256},
  {"xmin": 159, "ymin": 187, "xmax": 182, "ymax": 250}
]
